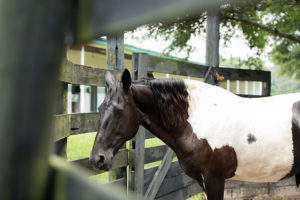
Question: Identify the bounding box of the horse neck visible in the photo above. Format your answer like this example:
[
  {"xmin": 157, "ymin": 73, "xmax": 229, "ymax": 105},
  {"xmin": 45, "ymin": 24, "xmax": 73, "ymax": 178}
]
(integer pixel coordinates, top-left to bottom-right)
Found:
[
  {"xmin": 132, "ymin": 79, "xmax": 196, "ymax": 157},
  {"xmin": 139, "ymin": 104, "xmax": 195, "ymax": 159}
]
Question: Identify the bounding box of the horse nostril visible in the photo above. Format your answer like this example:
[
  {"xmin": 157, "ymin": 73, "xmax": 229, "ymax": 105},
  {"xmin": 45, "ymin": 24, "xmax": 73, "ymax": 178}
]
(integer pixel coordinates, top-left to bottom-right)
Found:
[{"xmin": 97, "ymin": 155, "xmax": 105, "ymax": 165}]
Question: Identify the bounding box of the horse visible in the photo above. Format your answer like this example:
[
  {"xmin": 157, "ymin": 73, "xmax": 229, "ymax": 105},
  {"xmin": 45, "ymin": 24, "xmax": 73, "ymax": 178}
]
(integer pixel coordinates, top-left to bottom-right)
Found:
[{"xmin": 90, "ymin": 69, "xmax": 300, "ymax": 200}]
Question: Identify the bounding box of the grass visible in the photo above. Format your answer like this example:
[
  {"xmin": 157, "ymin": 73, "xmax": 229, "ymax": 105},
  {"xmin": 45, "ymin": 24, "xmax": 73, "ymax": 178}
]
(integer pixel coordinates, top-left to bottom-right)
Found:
[{"xmin": 67, "ymin": 132, "xmax": 203, "ymax": 199}]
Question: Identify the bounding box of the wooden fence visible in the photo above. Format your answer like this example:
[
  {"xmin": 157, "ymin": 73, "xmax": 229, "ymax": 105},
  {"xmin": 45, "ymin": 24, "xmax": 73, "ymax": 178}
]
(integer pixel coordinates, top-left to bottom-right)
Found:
[
  {"xmin": 5, "ymin": 1, "xmax": 297, "ymax": 200},
  {"xmin": 52, "ymin": 49, "xmax": 300, "ymax": 200}
]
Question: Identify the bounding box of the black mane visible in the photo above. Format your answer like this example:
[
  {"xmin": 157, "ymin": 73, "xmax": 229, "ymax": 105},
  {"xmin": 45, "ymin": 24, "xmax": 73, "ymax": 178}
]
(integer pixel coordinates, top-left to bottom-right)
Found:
[{"xmin": 134, "ymin": 78, "xmax": 189, "ymax": 129}]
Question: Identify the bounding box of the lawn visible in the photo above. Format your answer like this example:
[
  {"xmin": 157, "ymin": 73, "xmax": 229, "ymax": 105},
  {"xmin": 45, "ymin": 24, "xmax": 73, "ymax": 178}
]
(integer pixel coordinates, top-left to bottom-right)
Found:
[{"xmin": 66, "ymin": 132, "xmax": 203, "ymax": 199}]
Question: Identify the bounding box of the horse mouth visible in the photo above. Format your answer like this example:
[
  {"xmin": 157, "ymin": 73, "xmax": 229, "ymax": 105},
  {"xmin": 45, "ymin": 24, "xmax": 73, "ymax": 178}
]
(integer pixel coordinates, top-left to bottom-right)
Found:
[{"xmin": 90, "ymin": 160, "xmax": 111, "ymax": 171}]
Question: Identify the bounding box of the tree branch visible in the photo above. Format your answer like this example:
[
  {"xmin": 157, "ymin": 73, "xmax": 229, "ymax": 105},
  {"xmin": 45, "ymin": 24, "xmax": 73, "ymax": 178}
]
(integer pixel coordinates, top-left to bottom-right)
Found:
[{"xmin": 225, "ymin": 16, "xmax": 300, "ymax": 43}]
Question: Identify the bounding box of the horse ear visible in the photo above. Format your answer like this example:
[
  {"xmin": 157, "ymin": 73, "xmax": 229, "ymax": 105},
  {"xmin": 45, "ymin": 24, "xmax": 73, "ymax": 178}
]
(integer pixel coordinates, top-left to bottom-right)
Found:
[
  {"xmin": 105, "ymin": 71, "xmax": 115, "ymax": 87},
  {"xmin": 121, "ymin": 69, "xmax": 131, "ymax": 93}
]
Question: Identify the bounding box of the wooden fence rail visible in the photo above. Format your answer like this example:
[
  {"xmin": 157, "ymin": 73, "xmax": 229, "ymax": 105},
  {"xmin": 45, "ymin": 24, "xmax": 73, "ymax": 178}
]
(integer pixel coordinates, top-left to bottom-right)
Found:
[
  {"xmin": 53, "ymin": 112, "xmax": 98, "ymax": 142},
  {"xmin": 59, "ymin": 60, "xmax": 122, "ymax": 87},
  {"xmin": 147, "ymin": 55, "xmax": 271, "ymax": 82}
]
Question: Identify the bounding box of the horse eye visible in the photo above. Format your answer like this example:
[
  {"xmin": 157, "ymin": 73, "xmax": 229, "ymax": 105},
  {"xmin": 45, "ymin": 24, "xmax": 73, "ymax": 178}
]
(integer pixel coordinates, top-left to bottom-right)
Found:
[{"xmin": 113, "ymin": 107, "xmax": 123, "ymax": 115}]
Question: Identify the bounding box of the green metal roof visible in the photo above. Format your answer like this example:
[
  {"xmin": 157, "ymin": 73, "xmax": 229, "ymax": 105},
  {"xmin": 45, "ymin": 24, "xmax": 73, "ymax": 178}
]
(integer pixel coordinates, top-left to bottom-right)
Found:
[{"xmin": 92, "ymin": 39, "xmax": 204, "ymax": 65}]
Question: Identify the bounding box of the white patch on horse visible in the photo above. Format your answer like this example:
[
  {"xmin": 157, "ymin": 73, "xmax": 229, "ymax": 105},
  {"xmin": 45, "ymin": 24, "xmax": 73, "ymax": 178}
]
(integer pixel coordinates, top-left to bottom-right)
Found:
[{"xmin": 184, "ymin": 79, "xmax": 300, "ymax": 182}]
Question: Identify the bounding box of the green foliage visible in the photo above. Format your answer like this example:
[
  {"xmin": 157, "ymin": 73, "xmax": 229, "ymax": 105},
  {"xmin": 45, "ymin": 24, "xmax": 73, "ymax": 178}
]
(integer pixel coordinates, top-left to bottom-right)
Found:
[
  {"xmin": 220, "ymin": 56, "xmax": 264, "ymax": 70},
  {"xmin": 270, "ymin": 65, "xmax": 300, "ymax": 95},
  {"xmin": 141, "ymin": 14, "xmax": 206, "ymax": 58},
  {"xmin": 134, "ymin": 0, "xmax": 300, "ymax": 80},
  {"xmin": 270, "ymin": 40, "xmax": 300, "ymax": 80}
]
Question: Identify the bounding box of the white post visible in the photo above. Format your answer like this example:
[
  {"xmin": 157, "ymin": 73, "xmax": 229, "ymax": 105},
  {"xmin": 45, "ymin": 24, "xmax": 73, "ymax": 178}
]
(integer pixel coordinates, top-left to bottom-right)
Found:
[
  {"xmin": 80, "ymin": 46, "xmax": 85, "ymax": 112},
  {"xmin": 226, "ymin": 80, "xmax": 230, "ymax": 91},
  {"xmin": 245, "ymin": 81, "xmax": 248, "ymax": 95},
  {"xmin": 236, "ymin": 80, "xmax": 240, "ymax": 95}
]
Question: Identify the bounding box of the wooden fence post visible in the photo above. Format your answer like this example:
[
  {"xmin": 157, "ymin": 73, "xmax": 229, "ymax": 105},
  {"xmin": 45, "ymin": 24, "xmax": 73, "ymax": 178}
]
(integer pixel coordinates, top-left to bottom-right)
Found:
[
  {"xmin": 205, "ymin": 9, "xmax": 220, "ymax": 85},
  {"xmin": 0, "ymin": 1, "xmax": 67, "ymax": 199},
  {"xmin": 106, "ymin": 33, "xmax": 127, "ymax": 185},
  {"xmin": 54, "ymin": 81, "xmax": 69, "ymax": 156},
  {"xmin": 129, "ymin": 53, "xmax": 147, "ymax": 198},
  {"xmin": 90, "ymin": 86, "xmax": 98, "ymax": 112}
]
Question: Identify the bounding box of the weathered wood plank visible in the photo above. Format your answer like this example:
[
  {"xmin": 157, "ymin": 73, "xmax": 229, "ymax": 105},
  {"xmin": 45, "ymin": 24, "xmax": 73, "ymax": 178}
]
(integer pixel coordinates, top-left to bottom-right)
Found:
[
  {"xmin": 205, "ymin": 10, "xmax": 220, "ymax": 85},
  {"xmin": 106, "ymin": 177, "xmax": 127, "ymax": 187},
  {"xmin": 54, "ymin": 82, "xmax": 69, "ymax": 155},
  {"xmin": 145, "ymin": 130, "xmax": 155, "ymax": 139},
  {"xmin": 69, "ymin": 149, "xmax": 128, "ymax": 175},
  {"xmin": 216, "ymin": 67, "xmax": 271, "ymax": 82},
  {"xmin": 53, "ymin": 112, "xmax": 99, "ymax": 141},
  {"xmin": 149, "ymin": 172, "xmax": 197, "ymax": 198},
  {"xmin": 148, "ymin": 55, "xmax": 207, "ymax": 78},
  {"xmin": 144, "ymin": 145, "xmax": 168, "ymax": 164},
  {"xmin": 107, "ymin": 34, "xmax": 124, "ymax": 71},
  {"xmin": 69, "ymin": 44, "xmax": 106, "ymax": 55},
  {"xmin": 155, "ymin": 182, "xmax": 202, "ymax": 200},
  {"xmin": 70, "ymin": 112, "xmax": 99, "ymax": 135},
  {"xmin": 59, "ymin": 60, "xmax": 122, "ymax": 86},
  {"xmin": 147, "ymin": 55, "xmax": 270, "ymax": 81},
  {"xmin": 144, "ymin": 161, "xmax": 183, "ymax": 182},
  {"xmin": 144, "ymin": 161, "xmax": 196, "ymax": 196},
  {"xmin": 129, "ymin": 53, "xmax": 147, "ymax": 198},
  {"xmin": 106, "ymin": 33, "xmax": 127, "ymax": 184},
  {"xmin": 144, "ymin": 148, "xmax": 175, "ymax": 200},
  {"xmin": 52, "ymin": 114, "xmax": 71, "ymax": 142},
  {"xmin": 224, "ymin": 177, "xmax": 300, "ymax": 199}
]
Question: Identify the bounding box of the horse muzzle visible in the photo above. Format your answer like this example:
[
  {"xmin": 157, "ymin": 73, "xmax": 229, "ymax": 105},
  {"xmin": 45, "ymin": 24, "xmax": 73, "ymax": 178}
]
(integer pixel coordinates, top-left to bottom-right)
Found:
[{"xmin": 89, "ymin": 153, "xmax": 112, "ymax": 171}]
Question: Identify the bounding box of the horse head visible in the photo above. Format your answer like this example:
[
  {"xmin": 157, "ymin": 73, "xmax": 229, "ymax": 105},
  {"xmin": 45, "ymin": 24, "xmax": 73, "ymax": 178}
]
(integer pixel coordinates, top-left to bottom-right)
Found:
[{"xmin": 89, "ymin": 69, "xmax": 152, "ymax": 170}]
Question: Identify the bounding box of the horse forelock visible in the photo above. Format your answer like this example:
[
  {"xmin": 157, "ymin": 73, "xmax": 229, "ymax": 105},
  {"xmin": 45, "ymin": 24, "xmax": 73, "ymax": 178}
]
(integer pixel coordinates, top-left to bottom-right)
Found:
[{"xmin": 149, "ymin": 79, "xmax": 189, "ymax": 129}]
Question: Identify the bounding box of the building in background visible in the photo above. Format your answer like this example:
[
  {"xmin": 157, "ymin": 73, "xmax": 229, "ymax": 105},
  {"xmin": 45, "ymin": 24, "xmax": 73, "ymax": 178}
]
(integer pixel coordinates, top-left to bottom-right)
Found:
[{"xmin": 66, "ymin": 39, "xmax": 264, "ymax": 113}]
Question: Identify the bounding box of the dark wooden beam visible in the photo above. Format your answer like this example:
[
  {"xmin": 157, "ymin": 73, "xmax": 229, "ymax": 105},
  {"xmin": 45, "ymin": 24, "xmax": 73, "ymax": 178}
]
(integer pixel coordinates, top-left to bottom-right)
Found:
[
  {"xmin": 147, "ymin": 55, "xmax": 270, "ymax": 82},
  {"xmin": 0, "ymin": 1, "xmax": 67, "ymax": 199},
  {"xmin": 77, "ymin": 0, "xmax": 239, "ymax": 40},
  {"xmin": 59, "ymin": 60, "xmax": 122, "ymax": 86}
]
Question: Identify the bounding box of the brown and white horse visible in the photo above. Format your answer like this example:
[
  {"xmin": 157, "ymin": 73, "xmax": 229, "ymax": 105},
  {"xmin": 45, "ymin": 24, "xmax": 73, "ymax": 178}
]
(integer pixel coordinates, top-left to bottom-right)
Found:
[{"xmin": 90, "ymin": 69, "xmax": 300, "ymax": 199}]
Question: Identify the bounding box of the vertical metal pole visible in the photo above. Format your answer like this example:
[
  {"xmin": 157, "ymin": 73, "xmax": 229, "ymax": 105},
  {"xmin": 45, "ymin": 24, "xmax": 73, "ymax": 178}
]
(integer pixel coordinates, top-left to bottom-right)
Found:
[
  {"xmin": 129, "ymin": 53, "xmax": 147, "ymax": 198},
  {"xmin": 0, "ymin": 1, "xmax": 67, "ymax": 199},
  {"xmin": 106, "ymin": 33, "xmax": 126, "ymax": 183},
  {"xmin": 205, "ymin": 9, "xmax": 220, "ymax": 85}
]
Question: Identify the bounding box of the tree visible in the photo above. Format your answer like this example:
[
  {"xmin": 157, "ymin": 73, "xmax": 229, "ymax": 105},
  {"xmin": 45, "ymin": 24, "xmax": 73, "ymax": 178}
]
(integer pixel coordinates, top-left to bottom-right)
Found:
[{"xmin": 134, "ymin": 0, "xmax": 300, "ymax": 79}]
